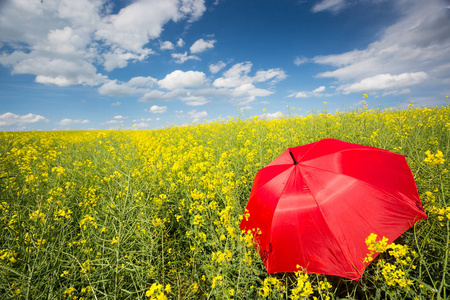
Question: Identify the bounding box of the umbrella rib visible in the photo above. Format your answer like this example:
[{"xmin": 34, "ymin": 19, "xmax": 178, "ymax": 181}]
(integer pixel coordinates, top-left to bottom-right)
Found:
[{"xmin": 296, "ymin": 139, "xmax": 321, "ymax": 162}]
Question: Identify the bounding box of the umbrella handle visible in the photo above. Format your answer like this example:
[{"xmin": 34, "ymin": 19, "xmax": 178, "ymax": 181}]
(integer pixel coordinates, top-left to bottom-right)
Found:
[{"xmin": 289, "ymin": 150, "xmax": 298, "ymax": 165}]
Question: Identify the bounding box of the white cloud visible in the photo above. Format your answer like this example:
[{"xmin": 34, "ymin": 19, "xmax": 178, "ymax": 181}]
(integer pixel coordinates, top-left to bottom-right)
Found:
[
  {"xmin": 96, "ymin": 0, "xmax": 204, "ymax": 70},
  {"xmin": 101, "ymin": 119, "xmax": 119, "ymax": 125},
  {"xmin": 95, "ymin": 0, "xmax": 205, "ymax": 53},
  {"xmin": 113, "ymin": 115, "xmax": 127, "ymax": 119},
  {"xmin": 338, "ymin": 72, "xmax": 429, "ymax": 94},
  {"xmin": 103, "ymin": 48, "xmax": 154, "ymax": 71},
  {"xmin": 312, "ymin": 0, "xmax": 346, "ymax": 13},
  {"xmin": 253, "ymin": 68, "xmax": 287, "ymax": 83},
  {"xmin": 128, "ymin": 76, "xmax": 158, "ymax": 87},
  {"xmin": 0, "ymin": 112, "xmax": 48, "ymax": 127},
  {"xmin": 233, "ymin": 83, "xmax": 272, "ymax": 97},
  {"xmin": 313, "ymin": 86, "xmax": 326, "ymax": 93},
  {"xmin": 147, "ymin": 105, "xmax": 168, "ymax": 113},
  {"xmin": 180, "ymin": 0, "xmax": 207, "ymax": 21},
  {"xmin": 38, "ymin": 26, "xmax": 87, "ymax": 56},
  {"xmin": 381, "ymin": 88, "xmax": 411, "ymax": 97},
  {"xmin": 133, "ymin": 122, "xmax": 150, "ymax": 129},
  {"xmin": 98, "ymin": 76, "xmax": 157, "ymax": 96},
  {"xmin": 138, "ymin": 90, "xmax": 168, "ymax": 102},
  {"xmin": 57, "ymin": 119, "xmax": 89, "ymax": 126},
  {"xmin": 160, "ymin": 41, "xmax": 175, "ymax": 50},
  {"xmin": 98, "ymin": 80, "xmax": 139, "ymax": 96},
  {"xmin": 288, "ymin": 86, "xmax": 328, "ymax": 98},
  {"xmin": 294, "ymin": 56, "xmax": 308, "ymax": 66},
  {"xmin": 212, "ymin": 62, "xmax": 286, "ymax": 89},
  {"xmin": 261, "ymin": 112, "xmax": 283, "ymax": 119},
  {"xmin": 177, "ymin": 38, "xmax": 185, "ymax": 47},
  {"xmin": 212, "ymin": 78, "xmax": 243, "ymax": 89},
  {"xmin": 190, "ymin": 38, "xmax": 216, "ymax": 53},
  {"xmin": 229, "ymin": 96, "xmax": 256, "ymax": 106},
  {"xmin": 138, "ymin": 62, "xmax": 286, "ymax": 105},
  {"xmin": 313, "ymin": 1, "xmax": 450, "ymax": 94},
  {"xmin": 188, "ymin": 109, "xmax": 208, "ymax": 121},
  {"xmin": 111, "ymin": 101, "xmax": 121, "ymax": 107},
  {"xmin": 181, "ymin": 96, "xmax": 210, "ymax": 106},
  {"xmin": 158, "ymin": 70, "xmax": 207, "ymax": 90},
  {"xmin": 212, "ymin": 62, "xmax": 253, "ymax": 88},
  {"xmin": 209, "ymin": 61, "xmax": 226, "ymax": 74},
  {"xmin": 99, "ymin": 80, "xmax": 145, "ymax": 96},
  {"xmin": 223, "ymin": 61, "xmax": 252, "ymax": 78},
  {"xmin": 171, "ymin": 52, "xmax": 200, "ymax": 64},
  {"xmin": 134, "ymin": 118, "xmax": 152, "ymax": 122},
  {"xmin": 289, "ymin": 91, "xmax": 308, "ymax": 98},
  {"xmin": 7, "ymin": 56, "xmax": 108, "ymax": 87}
]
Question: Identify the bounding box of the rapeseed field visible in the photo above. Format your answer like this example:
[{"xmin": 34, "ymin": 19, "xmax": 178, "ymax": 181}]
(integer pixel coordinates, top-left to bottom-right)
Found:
[{"xmin": 0, "ymin": 104, "xmax": 448, "ymax": 299}]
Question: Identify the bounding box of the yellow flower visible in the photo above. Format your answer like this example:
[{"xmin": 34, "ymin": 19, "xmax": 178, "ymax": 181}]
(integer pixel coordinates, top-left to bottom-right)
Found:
[
  {"xmin": 146, "ymin": 283, "xmax": 166, "ymax": 299},
  {"xmin": 211, "ymin": 275, "xmax": 223, "ymax": 288},
  {"xmin": 60, "ymin": 270, "xmax": 69, "ymax": 277},
  {"xmin": 111, "ymin": 236, "xmax": 119, "ymax": 245},
  {"xmin": 424, "ymin": 150, "xmax": 446, "ymax": 165},
  {"xmin": 64, "ymin": 287, "xmax": 76, "ymax": 295},
  {"xmin": 29, "ymin": 210, "xmax": 46, "ymax": 223}
]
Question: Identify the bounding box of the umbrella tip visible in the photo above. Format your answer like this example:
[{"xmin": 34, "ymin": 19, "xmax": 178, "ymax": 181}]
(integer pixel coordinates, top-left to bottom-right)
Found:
[{"xmin": 289, "ymin": 150, "xmax": 298, "ymax": 165}]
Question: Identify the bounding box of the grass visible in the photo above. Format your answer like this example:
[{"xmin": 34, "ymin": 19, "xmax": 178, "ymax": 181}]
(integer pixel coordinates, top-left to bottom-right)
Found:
[{"xmin": 0, "ymin": 103, "xmax": 449, "ymax": 299}]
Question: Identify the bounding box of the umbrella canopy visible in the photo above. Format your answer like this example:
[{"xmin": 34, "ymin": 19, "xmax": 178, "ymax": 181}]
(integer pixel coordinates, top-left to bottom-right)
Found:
[{"xmin": 240, "ymin": 138, "xmax": 427, "ymax": 280}]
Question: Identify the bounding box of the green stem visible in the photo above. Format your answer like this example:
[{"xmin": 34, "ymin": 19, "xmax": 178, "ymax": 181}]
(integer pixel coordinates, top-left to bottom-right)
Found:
[
  {"xmin": 161, "ymin": 226, "xmax": 164, "ymax": 285},
  {"xmin": 437, "ymin": 169, "xmax": 449, "ymax": 299},
  {"xmin": 414, "ymin": 223, "xmax": 437, "ymax": 288},
  {"xmin": 62, "ymin": 251, "xmax": 98, "ymax": 300},
  {"xmin": 437, "ymin": 220, "xmax": 449, "ymax": 299}
]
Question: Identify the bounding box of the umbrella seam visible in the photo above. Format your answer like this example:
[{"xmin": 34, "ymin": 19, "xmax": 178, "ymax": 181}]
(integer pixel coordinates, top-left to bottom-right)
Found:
[
  {"xmin": 298, "ymin": 147, "xmax": 396, "ymax": 163},
  {"xmin": 266, "ymin": 165, "xmax": 297, "ymax": 271},
  {"xmin": 298, "ymin": 163, "xmax": 426, "ymax": 216},
  {"xmin": 248, "ymin": 165, "xmax": 294, "ymax": 203},
  {"xmin": 295, "ymin": 140, "xmax": 320, "ymax": 162},
  {"xmin": 298, "ymin": 167, "xmax": 361, "ymax": 277}
]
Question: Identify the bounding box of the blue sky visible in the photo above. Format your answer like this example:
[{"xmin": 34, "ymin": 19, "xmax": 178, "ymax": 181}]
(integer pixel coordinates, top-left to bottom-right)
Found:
[{"xmin": 1, "ymin": 0, "xmax": 449, "ymax": 131}]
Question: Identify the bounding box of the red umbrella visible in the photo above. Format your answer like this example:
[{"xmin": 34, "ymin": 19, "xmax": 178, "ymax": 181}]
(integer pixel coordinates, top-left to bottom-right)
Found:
[{"xmin": 240, "ymin": 138, "xmax": 427, "ymax": 280}]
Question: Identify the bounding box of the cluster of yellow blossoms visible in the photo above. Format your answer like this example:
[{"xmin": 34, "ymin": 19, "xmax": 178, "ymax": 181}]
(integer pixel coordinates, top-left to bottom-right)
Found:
[
  {"xmin": 145, "ymin": 283, "xmax": 171, "ymax": 300},
  {"xmin": 364, "ymin": 233, "xmax": 416, "ymax": 289},
  {"xmin": 259, "ymin": 276, "xmax": 285, "ymax": 298},
  {"xmin": 424, "ymin": 150, "xmax": 446, "ymax": 166},
  {"xmin": 290, "ymin": 270, "xmax": 313, "ymax": 300}
]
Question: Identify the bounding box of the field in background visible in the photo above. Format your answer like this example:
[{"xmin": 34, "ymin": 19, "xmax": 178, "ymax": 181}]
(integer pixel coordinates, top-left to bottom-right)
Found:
[{"xmin": 0, "ymin": 104, "xmax": 449, "ymax": 299}]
